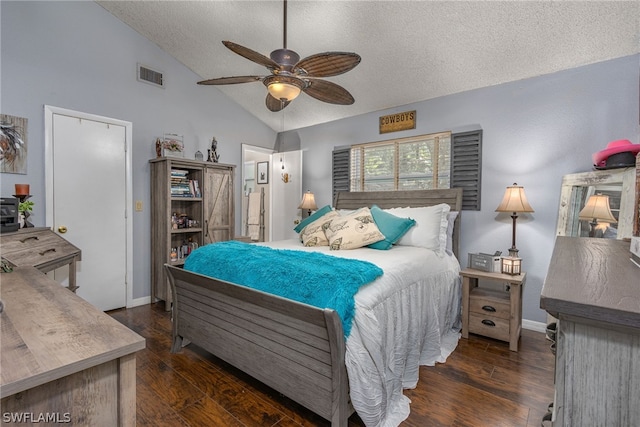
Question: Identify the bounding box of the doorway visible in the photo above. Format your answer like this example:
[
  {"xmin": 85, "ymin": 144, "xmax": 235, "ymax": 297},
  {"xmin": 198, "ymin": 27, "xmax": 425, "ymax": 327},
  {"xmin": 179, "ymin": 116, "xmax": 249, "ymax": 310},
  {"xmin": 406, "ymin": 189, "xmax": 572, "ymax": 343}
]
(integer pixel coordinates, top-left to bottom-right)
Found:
[
  {"xmin": 44, "ymin": 105, "xmax": 133, "ymax": 311},
  {"xmin": 241, "ymin": 144, "xmax": 303, "ymax": 241},
  {"xmin": 241, "ymin": 144, "xmax": 272, "ymax": 241}
]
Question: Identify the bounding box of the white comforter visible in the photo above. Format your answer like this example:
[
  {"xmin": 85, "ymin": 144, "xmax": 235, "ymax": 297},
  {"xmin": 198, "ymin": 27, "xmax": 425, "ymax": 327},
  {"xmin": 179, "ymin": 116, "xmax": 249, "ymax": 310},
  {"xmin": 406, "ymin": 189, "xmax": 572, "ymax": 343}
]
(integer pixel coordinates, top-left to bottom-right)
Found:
[{"xmin": 264, "ymin": 240, "xmax": 462, "ymax": 427}]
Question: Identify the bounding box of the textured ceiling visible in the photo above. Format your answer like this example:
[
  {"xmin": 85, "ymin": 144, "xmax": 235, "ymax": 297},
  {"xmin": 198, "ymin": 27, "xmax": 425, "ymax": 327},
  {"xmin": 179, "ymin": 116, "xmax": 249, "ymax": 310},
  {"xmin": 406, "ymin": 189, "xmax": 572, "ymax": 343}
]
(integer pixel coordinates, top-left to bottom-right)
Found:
[{"xmin": 97, "ymin": 1, "xmax": 640, "ymax": 132}]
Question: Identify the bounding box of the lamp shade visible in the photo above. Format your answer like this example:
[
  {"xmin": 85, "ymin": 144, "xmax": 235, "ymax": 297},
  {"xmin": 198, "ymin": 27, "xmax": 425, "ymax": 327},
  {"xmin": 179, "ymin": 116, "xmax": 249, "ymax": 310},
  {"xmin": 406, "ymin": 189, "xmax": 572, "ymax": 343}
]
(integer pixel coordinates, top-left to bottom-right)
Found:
[
  {"xmin": 578, "ymin": 194, "xmax": 617, "ymax": 223},
  {"xmin": 264, "ymin": 75, "xmax": 304, "ymax": 102},
  {"xmin": 495, "ymin": 183, "xmax": 534, "ymax": 213},
  {"xmin": 298, "ymin": 191, "xmax": 318, "ymax": 211}
]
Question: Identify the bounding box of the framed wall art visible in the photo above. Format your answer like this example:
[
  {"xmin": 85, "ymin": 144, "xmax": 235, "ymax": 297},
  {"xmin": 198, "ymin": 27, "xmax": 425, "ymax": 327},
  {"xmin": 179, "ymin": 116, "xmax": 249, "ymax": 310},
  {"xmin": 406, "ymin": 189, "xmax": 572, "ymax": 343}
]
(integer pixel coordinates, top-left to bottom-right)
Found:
[
  {"xmin": 0, "ymin": 114, "xmax": 28, "ymax": 174},
  {"xmin": 257, "ymin": 161, "xmax": 269, "ymax": 184}
]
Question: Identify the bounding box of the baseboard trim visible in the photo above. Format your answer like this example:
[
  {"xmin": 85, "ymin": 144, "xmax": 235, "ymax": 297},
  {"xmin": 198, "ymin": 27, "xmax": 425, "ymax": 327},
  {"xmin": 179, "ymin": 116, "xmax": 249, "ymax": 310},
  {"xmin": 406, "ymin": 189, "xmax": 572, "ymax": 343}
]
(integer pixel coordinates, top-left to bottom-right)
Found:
[
  {"xmin": 127, "ymin": 296, "xmax": 151, "ymax": 308},
  {"xmin": 522, "ymin": 319, "xmax": 546, "ymax": 333}
]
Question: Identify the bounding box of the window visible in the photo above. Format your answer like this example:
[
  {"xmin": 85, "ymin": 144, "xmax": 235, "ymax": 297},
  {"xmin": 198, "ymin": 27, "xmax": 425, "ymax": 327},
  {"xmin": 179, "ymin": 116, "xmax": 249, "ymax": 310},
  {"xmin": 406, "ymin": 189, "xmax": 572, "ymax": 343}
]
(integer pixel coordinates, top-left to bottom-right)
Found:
[
  {"xmin": 332, "ymin": 129, "xmax": 482, "ymax": 210},
  {"xmin": 350, "ymin": 132, "xmax": 451, "ymax": 192}
]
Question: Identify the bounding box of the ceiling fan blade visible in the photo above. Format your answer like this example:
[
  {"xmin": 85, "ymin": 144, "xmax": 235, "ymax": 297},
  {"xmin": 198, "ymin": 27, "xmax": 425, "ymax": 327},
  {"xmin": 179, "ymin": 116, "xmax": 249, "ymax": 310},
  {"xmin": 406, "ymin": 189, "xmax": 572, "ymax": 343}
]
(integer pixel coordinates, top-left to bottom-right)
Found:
[
  {"xmin": 266, "ymin": 93, "xmax": 291, "ymax": 112},
  {"xmin": 295, "ymin": 52, "xmax": 361, "ymax": 77},
  {"xmin": 197, "ymin": 76, "xmax": 263, "ymax": 85},
  {"xmin": 303, "ymin": 79, "xmax": 355, "ymax": 105},
  {"xmin": 223, "ymin": 41, "xmax": 281, "ymax": 70}
]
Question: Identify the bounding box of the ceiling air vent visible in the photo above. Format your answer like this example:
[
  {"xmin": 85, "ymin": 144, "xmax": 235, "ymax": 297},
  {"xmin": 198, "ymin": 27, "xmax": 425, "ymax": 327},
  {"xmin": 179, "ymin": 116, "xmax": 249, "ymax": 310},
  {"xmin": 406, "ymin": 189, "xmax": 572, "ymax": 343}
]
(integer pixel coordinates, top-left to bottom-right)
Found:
[{"xmin": 137, "ymin": 63, "xmax": 164, "ymax": 88}]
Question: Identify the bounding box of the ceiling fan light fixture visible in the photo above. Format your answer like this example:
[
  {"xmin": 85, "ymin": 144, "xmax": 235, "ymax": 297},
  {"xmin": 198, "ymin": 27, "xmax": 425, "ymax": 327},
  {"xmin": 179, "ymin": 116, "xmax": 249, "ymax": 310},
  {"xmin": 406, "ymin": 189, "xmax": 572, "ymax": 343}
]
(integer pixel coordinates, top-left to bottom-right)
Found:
[
  {"xmin": 199, "ymin": 0, "xmax": 359, "ymax": 111},
  {"xmin": 264, "ymin": 75, "xmax": 305, "ymax": 102}
]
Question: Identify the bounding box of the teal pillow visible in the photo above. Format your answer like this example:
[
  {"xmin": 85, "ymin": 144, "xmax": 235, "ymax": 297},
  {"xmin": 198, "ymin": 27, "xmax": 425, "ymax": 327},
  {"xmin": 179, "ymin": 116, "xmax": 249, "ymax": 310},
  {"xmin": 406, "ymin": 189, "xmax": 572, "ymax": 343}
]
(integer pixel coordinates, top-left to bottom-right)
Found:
[
  {"xmin": 368, "ymin": 205, "xmax": 416, "ymax": 250},
  {"xmin": 294, "ymin": 204, "xmax": 333, "ymax": 233}
]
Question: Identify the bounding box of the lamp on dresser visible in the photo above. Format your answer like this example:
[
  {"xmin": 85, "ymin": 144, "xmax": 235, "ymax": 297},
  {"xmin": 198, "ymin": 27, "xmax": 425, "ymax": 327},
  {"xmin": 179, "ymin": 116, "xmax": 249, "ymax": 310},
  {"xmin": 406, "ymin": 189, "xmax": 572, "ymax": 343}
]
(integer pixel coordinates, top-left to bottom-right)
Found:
[
  {"xmin": 495, "ymin": 183, "xmax": 534, "ymax": 275},
  {"xmin": 578, "ymin": 193, "xmax": 617, "ymax": 237}
]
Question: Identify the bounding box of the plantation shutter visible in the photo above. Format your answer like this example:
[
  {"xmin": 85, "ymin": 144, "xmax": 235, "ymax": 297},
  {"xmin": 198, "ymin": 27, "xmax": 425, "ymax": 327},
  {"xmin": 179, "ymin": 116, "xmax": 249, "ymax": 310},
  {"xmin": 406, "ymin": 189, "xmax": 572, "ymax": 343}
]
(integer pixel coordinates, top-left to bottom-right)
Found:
[
  {"xmin": 451, "ymin": 130, "xmax": 482, "ymax": 211},
  {"xmin": 332, "ymin": 148, "xmax": 350, "ymax": 202}
]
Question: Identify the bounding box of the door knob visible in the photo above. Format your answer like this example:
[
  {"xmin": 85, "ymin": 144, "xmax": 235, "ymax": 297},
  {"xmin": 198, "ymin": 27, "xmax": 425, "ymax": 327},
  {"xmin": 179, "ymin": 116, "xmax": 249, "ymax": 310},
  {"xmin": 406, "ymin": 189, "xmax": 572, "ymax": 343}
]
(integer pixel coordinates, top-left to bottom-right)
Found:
[{"xmin": 58, "ymin": 226, "xmax": 68, "ymax": 234}]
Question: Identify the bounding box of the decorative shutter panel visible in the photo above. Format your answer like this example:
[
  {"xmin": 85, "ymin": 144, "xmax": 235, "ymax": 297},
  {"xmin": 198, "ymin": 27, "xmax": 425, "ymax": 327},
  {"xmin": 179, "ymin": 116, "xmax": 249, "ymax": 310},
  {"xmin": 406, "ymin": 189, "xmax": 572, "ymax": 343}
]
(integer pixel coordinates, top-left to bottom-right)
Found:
[
  {"xmin": 332, "ymin": 148, "xmax": 350, "ymax": 202},
  {"xmin": 451, "ymin": 130, "xmax": 482, "ymax": 210}
]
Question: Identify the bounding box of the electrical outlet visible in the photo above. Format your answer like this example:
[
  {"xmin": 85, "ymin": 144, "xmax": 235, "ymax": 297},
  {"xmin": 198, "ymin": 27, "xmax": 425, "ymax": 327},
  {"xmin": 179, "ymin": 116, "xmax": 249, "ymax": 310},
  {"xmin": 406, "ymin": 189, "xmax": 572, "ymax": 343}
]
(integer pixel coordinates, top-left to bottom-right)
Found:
[{"xmin": 135, "ymin": 201, "xmax": 143, "ymax": 212}]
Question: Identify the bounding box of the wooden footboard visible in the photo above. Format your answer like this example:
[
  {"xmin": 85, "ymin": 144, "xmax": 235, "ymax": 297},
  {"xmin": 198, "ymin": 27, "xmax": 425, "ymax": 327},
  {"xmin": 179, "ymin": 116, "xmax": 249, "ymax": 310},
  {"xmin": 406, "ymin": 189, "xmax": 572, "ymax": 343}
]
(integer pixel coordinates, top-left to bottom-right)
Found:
[{"xmin": 165, "ymin": 265, "xmax": 354, "ymax": 426}]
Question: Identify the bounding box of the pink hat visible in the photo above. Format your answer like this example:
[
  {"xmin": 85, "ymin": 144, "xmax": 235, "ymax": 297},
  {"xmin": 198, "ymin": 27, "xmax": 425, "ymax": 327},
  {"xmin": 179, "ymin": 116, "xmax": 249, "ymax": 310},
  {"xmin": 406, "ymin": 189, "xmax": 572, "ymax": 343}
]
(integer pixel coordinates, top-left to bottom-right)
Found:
[{"xmin": 592, "ymin": 139, "xmax": 640, "ymax": 169}]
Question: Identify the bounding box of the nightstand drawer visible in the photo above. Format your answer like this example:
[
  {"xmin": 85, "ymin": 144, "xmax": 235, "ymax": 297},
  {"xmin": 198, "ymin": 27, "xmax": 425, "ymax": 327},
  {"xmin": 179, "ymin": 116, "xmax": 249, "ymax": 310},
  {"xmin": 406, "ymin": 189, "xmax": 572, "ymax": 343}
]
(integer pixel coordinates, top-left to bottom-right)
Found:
[
  {"xmin": 469, "ymin": 313, "xmax": 510, "ymax": 341},
  {"xmin": 469, "ymin": 288, "xmax": 510, "ymax": 319}
]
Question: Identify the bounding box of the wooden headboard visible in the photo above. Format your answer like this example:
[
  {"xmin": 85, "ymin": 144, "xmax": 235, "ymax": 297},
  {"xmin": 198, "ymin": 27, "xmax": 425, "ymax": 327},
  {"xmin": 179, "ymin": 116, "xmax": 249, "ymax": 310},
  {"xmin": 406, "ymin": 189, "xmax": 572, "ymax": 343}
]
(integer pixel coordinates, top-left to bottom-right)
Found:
[{"xmin": 333, "ymin": 189, "xmax": 463, "ymax": 258}]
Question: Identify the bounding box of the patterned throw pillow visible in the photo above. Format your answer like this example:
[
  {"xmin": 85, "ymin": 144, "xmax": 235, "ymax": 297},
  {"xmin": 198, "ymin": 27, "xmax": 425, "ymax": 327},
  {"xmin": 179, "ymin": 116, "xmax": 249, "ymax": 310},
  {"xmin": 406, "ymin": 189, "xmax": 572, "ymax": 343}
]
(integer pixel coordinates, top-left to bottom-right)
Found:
[
  {"xmin": 325, "ymin": 207, "xmax": 385, "ymax": 250},
  {"xmin": 300, "ymin": 211, "xmax": 340, "ymax": 247},
  {"xmin": 294, "ymin": 204, "xmax": 332, "ymax": 233}
]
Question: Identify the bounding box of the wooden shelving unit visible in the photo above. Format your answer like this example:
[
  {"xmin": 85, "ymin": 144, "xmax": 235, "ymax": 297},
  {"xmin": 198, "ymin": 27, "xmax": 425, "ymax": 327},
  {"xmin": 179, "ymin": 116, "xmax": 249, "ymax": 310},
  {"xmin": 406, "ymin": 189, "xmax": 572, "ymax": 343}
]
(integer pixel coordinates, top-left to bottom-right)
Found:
[{"xmin": 150, "ymin": 157, "xmax": 235, "ymax": 310}]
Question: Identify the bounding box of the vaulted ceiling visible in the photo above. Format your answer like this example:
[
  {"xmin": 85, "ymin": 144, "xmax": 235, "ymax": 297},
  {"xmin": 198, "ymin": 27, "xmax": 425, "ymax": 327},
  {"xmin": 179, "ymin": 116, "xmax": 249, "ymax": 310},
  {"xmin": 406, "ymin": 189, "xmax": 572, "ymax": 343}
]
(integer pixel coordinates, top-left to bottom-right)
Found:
[{"xmin": 97, "ymin": 1, "xmax": 639, "ymax": 132}]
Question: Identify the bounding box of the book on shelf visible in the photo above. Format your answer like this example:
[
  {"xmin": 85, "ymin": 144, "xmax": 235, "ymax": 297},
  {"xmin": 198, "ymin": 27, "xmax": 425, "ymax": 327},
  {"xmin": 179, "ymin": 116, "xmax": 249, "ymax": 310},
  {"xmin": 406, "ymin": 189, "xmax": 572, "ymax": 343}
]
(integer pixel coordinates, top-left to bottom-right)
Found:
[
  {"xmin": 170, "ymin": 178, "xmax": 200, "ymax": 198},
  {"xmin": 192, "ymin": 180, "xmax": 201, "ymax": 198},
  {"xmin": 169, "ymin": 167, "xmax": 199, "ymax": 198}
]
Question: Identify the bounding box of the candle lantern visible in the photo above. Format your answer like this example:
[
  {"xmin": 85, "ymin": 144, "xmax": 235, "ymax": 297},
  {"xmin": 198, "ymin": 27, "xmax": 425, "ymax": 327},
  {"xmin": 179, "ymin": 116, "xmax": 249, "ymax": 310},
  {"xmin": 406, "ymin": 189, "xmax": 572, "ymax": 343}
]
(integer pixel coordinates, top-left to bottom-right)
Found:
[{"xmin": 501, "ymin": 256, "xmax": 522, "ymax": 275}]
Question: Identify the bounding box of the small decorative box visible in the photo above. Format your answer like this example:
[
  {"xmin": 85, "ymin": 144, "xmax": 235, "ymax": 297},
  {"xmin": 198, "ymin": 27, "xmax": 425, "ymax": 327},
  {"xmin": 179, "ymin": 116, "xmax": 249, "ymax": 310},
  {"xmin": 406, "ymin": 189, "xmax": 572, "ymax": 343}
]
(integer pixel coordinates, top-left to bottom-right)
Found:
[{"xmin": 468, "ymin": 253, "xmax": 501, "ymax": 272}]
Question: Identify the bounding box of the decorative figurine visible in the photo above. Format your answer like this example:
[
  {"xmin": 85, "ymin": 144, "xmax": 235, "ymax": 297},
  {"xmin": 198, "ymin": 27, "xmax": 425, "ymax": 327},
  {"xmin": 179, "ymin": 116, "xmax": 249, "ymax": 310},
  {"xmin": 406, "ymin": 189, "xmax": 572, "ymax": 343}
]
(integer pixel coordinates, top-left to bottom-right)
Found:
[
  {"xmin": 207, "ymin": 137, "xmax": 220, "ymax": 163},
  {"xmin": 155, "ymin": 138, "xmax": 162, "ymax": 158}
]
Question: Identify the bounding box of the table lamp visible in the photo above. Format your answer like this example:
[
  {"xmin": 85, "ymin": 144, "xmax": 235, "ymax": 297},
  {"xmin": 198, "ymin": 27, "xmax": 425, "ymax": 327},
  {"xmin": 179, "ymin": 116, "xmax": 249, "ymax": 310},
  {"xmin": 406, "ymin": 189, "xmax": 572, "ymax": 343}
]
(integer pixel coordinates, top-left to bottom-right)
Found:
[
  {"xmin": 578, "ymin": 193, "xmax": 617, "ymax": 237},
  {"xmin": 495, "ymin": 183, "xmax": 534, "ymax": 258},
  {"xmin": 298, "ymin": 190, "xmax": 318, "ymax": 217}
]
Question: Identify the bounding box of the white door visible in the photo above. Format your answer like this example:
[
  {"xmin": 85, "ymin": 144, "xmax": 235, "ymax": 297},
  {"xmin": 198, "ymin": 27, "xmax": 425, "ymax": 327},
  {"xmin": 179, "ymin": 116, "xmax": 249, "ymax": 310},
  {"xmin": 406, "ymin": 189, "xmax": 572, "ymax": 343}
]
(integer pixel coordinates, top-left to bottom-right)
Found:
[
  {"xmin": 45, "ymin": 106, "xmax": 132, "ymax": 311},
  {"xmin": 270, "ymin": 150, "xmax": 302, "ymax": 241}
]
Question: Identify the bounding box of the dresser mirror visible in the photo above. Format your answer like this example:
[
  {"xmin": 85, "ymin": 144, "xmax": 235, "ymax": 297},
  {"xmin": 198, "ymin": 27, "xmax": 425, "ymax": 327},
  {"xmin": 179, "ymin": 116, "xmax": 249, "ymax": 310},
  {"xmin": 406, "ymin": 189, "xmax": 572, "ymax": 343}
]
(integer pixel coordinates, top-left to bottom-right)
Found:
[{"xmin": 556, "ymin": 167, "xmax": 635, "ymax": 239}]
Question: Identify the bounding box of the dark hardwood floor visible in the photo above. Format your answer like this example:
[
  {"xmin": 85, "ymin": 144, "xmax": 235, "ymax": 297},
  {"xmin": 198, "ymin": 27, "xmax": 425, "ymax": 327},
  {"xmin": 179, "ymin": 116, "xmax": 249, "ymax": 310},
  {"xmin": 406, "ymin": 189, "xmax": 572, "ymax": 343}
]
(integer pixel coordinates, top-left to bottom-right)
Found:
[{"xmin": 109, "ymin": 303, "xmax": 555, "ymax": 427}]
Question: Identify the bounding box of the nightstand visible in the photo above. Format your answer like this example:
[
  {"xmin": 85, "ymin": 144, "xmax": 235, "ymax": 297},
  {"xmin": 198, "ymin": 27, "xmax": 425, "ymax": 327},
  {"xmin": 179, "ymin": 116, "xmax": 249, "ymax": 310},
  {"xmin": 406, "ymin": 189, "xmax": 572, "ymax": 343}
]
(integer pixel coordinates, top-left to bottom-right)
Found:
[{"xmin": 460, "ymin": 268, "xmax": 526, "ymax": 351}]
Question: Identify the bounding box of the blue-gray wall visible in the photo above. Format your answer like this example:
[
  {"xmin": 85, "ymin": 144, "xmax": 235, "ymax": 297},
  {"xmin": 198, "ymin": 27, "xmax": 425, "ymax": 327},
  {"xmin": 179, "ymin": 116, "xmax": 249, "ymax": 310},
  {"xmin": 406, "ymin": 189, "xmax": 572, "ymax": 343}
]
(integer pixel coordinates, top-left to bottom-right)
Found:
[
  {"xmin": 0, "ymin": 1, "xmax": 277, "ymax": 300},
  {"xmin": 284, "ymin": 55, "xmax": 639, "ymax": 323},
  {"xmin": 2, "ymin": 1, "xmax": 638, "ymax": 323}
]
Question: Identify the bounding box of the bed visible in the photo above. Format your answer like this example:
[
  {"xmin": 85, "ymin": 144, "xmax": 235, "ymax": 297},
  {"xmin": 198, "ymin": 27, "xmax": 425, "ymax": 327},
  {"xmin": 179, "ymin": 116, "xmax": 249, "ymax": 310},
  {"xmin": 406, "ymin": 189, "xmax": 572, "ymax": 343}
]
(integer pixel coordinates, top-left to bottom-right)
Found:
[{"xmin": 165, "ymin": 188, "xmax": 463, "ymax": 427}]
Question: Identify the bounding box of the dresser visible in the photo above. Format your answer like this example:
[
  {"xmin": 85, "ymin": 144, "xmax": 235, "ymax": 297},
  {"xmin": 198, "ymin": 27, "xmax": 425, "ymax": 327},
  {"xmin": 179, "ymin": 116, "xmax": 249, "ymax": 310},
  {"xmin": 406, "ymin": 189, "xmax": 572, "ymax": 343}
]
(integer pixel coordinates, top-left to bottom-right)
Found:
[
  {"xmin": 0, "ymin": 266, "xmax": 145, "ymax": 425},
  {"xmin": 0, "ymin": 227, "xmax": 81, "ymax": 292},
  {"xmin": 540, "ymin": 237, "xmax": 640, "ymax": 426}
]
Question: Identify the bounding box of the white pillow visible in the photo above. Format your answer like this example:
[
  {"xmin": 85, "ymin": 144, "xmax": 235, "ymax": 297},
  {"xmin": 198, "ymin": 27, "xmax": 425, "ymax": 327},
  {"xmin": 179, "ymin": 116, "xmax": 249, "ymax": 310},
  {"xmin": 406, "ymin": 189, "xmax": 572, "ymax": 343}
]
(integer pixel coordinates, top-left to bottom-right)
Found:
[
  {"xmin": 334, "ymin": 209, "xmax": 355, "ymax": 216},
  {"xmin": 446, "ymin": 211, "xmax": 459, "ymax": 255},
  {"xmin": 386, "ymin": 203, "xmax": 451, "ymax": 255}
]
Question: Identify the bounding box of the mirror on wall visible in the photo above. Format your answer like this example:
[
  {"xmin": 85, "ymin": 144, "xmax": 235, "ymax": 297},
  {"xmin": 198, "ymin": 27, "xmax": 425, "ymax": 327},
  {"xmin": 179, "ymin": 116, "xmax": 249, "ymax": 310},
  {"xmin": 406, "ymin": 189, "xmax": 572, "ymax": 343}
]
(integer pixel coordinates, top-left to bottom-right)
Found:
[{"xmin": 556, "ymin": 167, "xmax": 636, "ymax": 239}]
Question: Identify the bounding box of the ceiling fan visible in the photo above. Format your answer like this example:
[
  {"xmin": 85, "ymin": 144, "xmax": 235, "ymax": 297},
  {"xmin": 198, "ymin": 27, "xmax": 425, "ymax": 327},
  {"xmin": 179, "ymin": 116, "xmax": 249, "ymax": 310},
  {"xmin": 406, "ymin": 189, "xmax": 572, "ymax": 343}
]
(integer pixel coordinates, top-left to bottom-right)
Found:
[{"xmin": 197, "ymin": 0, "xmax": 361, "ymax": 112}]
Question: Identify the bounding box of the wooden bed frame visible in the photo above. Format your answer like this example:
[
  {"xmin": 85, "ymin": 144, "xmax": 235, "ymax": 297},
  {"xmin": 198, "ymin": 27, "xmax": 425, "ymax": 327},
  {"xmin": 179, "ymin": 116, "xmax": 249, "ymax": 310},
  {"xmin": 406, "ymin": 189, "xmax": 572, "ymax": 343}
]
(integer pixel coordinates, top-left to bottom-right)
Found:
[{"xmin": 165, "ymin": 188, "xmax": 463, "ymax": 426}]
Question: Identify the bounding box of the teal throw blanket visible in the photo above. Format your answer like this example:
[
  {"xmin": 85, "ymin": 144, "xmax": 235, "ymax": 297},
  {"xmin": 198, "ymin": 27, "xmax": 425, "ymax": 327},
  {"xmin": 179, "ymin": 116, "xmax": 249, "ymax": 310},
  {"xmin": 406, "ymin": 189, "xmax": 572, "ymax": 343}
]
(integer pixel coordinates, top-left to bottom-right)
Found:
[{"xmin": 183, "ymin": 241, "xmax": 383, "ymax": 337}]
